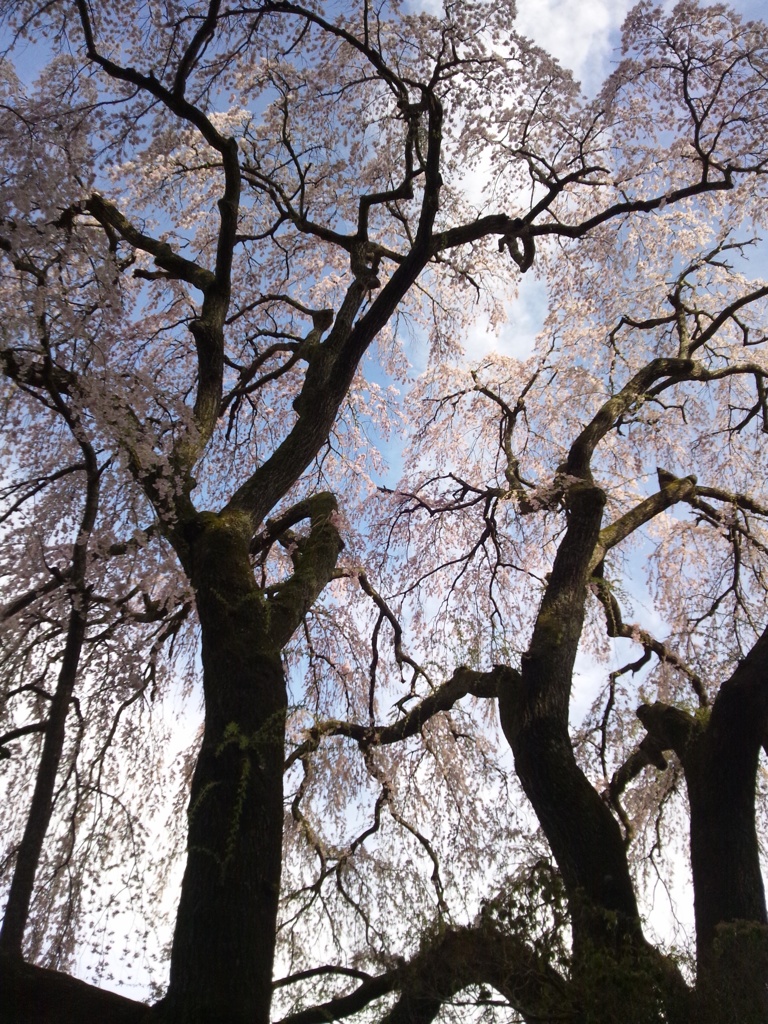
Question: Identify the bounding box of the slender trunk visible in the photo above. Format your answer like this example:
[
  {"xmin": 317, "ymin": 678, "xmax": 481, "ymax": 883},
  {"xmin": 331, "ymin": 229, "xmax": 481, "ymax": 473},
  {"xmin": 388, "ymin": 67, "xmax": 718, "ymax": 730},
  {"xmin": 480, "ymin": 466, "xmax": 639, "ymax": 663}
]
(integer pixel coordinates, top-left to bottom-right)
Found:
[
  {"xmin": 0, "ymin": 439, "xmax": 99, "ymax": 958},
  {"xmin": 157, "ymin": 514, "xmax": 287, "ymax": 1024},
  {"xmin": 0, "ymin": 606, "xmax": 88, "ymax": 957}
]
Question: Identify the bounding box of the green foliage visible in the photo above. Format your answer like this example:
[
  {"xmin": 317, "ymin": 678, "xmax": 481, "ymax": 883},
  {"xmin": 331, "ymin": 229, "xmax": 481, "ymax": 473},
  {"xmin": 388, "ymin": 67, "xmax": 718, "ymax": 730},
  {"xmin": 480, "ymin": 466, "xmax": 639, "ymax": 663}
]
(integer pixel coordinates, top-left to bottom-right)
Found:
[
  {"xmin": 481, "ymin": 860, "xmax": 570, "ymax": 967},
  {"xmin": 696, "ymin": 921, "xmax": 768, "ymax": 1024}
]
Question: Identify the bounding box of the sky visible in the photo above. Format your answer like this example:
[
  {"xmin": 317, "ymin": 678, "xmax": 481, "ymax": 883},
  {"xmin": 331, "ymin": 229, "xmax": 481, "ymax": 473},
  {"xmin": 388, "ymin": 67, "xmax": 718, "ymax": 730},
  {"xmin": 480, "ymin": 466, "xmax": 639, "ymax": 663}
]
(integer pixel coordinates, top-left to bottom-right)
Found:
[
  {"xmin": 516, "ymin": 0, "xmax": 767, "ymax": 95},
  {"xmin": 478, "ymin": 0, "xmax": 768, "ymax": 361},
  {"xmin": 511, "ymin": 0, "xmax": 767, "ymax": 946},
  {"xmin": 3, "ymin": 0, "xmax": 767, "ymax": 998},
  {"xmin": 515, "ymin": 0, "xmax": 634, "ymax": 95},
  {"xmin": 6, "ymin": 0, "xmax": 765, "ymax": 93}
]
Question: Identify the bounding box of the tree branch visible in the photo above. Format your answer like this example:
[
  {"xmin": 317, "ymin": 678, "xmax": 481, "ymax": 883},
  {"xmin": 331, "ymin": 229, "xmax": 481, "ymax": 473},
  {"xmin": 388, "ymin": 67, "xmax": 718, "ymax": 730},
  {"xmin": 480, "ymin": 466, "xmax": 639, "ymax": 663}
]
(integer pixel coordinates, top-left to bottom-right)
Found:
[
  {"xmin": 84, "ymin": 195, "xmax": 215, "ymax": 292},
  {"xmin": 0, "ymin": 953, "xmax": 149, "ymax": 1024},
  {"xmin": 285, "ymin": 664, "xmax": 509, "ymax": 771},
  {"xmin": 591, "ymin": 473, "xmax": 698, "ymax": 570},
  {"xmin": 266, "ymin": 492, "xmax": 344, "ymax": 649},
  {"xmin": 275, "ymin": 922, "xmax": 570, "ymax": 1024},
  {"xmin": 0, "ymin": 723, "xmax": 47, "ymax": 758}
]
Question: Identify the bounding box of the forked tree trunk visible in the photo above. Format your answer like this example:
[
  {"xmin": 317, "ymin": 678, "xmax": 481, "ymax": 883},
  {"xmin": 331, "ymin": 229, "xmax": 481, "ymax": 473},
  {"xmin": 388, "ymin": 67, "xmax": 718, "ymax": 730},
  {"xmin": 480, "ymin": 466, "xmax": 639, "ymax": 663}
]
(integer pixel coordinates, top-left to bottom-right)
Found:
[
  {"xmin": 155, "ymin": 514, "xmax": 287, "ymax": 1024},
  {"xmin": 155, "ymin": 496, "xmax": 343, "ymax": 1024},
  {"xmin": 498, "ymin": 485, "xmax": 691, "ymax": 1023}
]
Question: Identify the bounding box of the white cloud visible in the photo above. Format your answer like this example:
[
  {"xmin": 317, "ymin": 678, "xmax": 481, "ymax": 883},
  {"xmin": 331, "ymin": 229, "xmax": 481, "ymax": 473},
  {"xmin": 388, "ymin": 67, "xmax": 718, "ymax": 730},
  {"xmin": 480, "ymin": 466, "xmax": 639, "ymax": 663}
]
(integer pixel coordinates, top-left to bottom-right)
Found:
[
  {"xmin": 515, "ymin": 0, "xmax": 764, "ymax": 96},
  {"xmin": 514, "ymin": 0, "xmax": 633, "ymax": 95}
]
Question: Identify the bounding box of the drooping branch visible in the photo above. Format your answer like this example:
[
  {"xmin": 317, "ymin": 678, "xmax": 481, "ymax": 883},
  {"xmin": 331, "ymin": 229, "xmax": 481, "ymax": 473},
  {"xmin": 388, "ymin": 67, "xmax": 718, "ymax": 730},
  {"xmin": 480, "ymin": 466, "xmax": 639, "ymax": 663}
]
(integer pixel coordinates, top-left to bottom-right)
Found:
[
  {"xmin": 276, "ymin": 921, "xmax": 571, "ymax": 1024},
  {"xmin": 0, "ymin": 430, "xmax": 100, "ymax": 955},
  {"xmin": 378, "ymin": 924, "xmax": 571, "ymax": 1024},
  {"xmin": 352, "ymin": 567, "xmax": 432, "ymax": 698},
  {"xmin": 0, "ymin": 952, "xmax": 150, "ymax": 1024},
  {"xmin": 591, "ymin": 562, "xmax": 708, "ymax": 706},
  {"xmin": 285, "ymin": 663, "xmax": 509, "ymax": 771}
]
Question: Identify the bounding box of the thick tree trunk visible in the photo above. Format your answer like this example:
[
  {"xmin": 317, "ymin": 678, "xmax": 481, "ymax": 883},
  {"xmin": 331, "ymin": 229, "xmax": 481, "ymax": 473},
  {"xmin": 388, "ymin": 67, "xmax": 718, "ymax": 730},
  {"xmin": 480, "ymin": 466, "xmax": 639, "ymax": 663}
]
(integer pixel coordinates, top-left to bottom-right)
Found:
[
  {"xmin": 685, "ymin": 711, "xmax": 768, "ymax": 1024},
  {"xmin": 686, "ymin": 654, "xmax": 768, "ymax": 1024},
  {"xmin": 688, "ymin": 734, "xmax": 767, "ymax": 952},
  {"xmin": 497, "ymin": 485, "xmax": 690, "ymax": 1022},
  {"xmin": 499, "ymin": 485, "xmax": 640, "ymax": 946},
  {"xmin": 637, "ymin": 627, "xmax": 768, "ymax": 1024},
  {"xmin": 156, "ymin": 513, "xmax": 287, "ymax": 1024}
]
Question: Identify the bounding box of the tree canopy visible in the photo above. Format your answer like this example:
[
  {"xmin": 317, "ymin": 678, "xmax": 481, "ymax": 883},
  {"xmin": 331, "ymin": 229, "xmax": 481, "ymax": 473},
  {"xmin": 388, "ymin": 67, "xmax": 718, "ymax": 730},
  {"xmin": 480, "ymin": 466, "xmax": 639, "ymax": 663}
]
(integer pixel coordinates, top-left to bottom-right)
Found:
[{"xmin": 1, "ymin": 1, "xmax": 768, "ymax": 1022}]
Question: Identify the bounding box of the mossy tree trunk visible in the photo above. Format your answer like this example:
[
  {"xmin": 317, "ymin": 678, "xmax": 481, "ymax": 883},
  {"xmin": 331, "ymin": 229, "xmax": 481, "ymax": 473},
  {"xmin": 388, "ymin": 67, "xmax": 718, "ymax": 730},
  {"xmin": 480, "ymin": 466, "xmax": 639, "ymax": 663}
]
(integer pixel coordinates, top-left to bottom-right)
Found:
[
  {"xmin": 639, "ymin": 633, "xmax": 768, "ymax": 1024},
  {"xmin": 499, "ymin": 485, "xmax": 640, "ymax": 940},
  {"xmin": 498, "ymin": 483, "xmax": 690, "ymax": 1022},
  {"xmin": 154, "ymin": 499, "xmax": 343, "ymax": 1024}
]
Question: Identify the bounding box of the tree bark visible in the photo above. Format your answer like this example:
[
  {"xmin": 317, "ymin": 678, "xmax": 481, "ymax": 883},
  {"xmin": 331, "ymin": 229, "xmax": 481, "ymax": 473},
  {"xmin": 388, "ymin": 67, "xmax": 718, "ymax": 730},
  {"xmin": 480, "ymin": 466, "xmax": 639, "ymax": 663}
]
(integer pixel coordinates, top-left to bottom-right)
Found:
[
  {"xmin": 156, "ymin": 512, "xmax": 287, "ymax": 1024},
  {"xmin": 496, "ymin": 484, "xmax": 689, "ymax": 1022},
  {"xmin": 156, "ymin": 497, "xmax": 343, "ymax": 1024},
  {"xmin": 637, "ymin": 625, "xmax": 768, "ymax": 1024},
  {"xmin": 379, "ymin": 925, "xmax": 571, "ymax": 1024},
  {"xmin": 0, "ymin": 952, "xmax": 149, "ymax": 1024},
  {"xmin": 499, "ymin": 484, "xmax": 640, "ymax": 947},
  {"xmin": 686, "ymin": 656, "xmax": 768, "ymax": 959}
]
